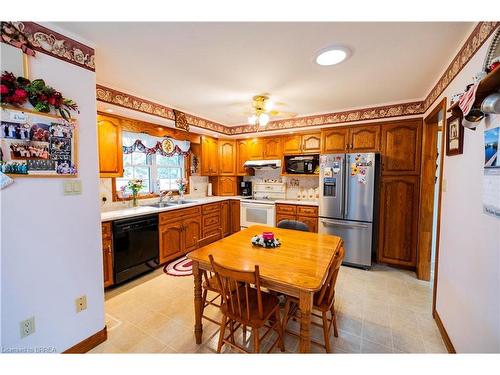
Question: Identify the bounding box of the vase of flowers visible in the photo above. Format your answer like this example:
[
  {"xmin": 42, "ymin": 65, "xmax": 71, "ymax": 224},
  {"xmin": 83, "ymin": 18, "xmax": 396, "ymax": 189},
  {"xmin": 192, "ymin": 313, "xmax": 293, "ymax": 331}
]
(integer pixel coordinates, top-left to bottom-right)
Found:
[
  {"xmin": 176, "ymin": 177, "xmax": 188, "ymax": 202},
  {"xmin": 126, "ymin": 179, "xmax": 144, "ymax": 207}
]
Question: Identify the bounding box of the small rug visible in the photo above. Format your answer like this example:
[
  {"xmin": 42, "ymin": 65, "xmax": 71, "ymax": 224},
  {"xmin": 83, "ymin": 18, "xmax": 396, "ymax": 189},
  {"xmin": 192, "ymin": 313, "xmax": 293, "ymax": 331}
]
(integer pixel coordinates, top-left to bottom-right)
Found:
[{"xmin": 164, "ymin": 256, "xmax": 193, "ymax": 277}]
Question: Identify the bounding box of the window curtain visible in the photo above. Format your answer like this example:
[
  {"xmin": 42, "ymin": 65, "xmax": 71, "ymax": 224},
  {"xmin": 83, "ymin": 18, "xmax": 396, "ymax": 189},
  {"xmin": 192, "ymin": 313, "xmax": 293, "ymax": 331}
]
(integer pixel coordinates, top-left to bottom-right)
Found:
[{"xmin": 122, "ymin": 131, "xmax": 190, "ymax": 156}]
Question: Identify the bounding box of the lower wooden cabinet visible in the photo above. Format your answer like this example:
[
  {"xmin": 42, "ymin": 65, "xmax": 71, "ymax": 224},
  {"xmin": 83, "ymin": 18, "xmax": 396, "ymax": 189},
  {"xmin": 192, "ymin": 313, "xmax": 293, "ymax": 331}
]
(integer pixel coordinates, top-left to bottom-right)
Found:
[
  {"xmin": 183, "ymin": 216, "xmax": 202, "ymax": 252},
  {"xmin": 297, "ymin": 215, "xmax": 318, "ymax": 233},
  {"xmin": 159, "ymin": 221, "xmax": 184, "ymax": 264},
  {"xmin": 101, "ymin": 222, "xmax": 114, "ymax": 288},
  {"xmin": 377, "ymin": 175, "xmax": 420, "ymax": 267},
  {"xmin": 221, "ymin": 200, "xmax": 230, "ymax": 237},
  {"xmin": 230, "ymin": 200, "xmax": 240, "ymax": 234},
  {"xmin": 275, "ymin": 204, "xmax": 318, "ymax": 233}
]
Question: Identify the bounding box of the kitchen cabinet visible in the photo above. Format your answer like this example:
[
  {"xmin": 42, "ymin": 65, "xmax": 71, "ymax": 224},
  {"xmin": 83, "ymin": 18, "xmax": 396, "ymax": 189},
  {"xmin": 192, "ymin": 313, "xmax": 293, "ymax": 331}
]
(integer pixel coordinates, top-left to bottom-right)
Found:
[
  {"xmin": 230, "ymin": 200, "xmax": 241, "ymax": 234},
  {"xmin": 210, "ymin": 176, "xmax": 239, "ymax": 196},
  {"xmin": 236, "ymin": 140, "xmax": 250, "ymax": 175},
  {"xmin": 248, "ymin": 138, "xmax": 264, "ymax": 159},
  {"xmin": 321, "ymin": 125, "xmax": 380, "ymax": 153},
  {"xmin": 201, "ymin": 136, "xmax": 219, "ymax": 176},
  {"xmin": 159, "ymin": 221, "xmax": 184, "ymax": 264},
  {"xmin": 200, "ymin": 202, "xmax": 222, "ymax": 246},
  {"xmin": 378, "ymin": 175, "xmax": 419, "ymax": 267},
  {"xmin": 101, "ymin": 222, "xmax": 114, "ymax": 288},
  {"xmin": 301, "ymin": 133, "xmax": 321, "ymax": 153},
  {"xmin": 275, "ymin": 204, "xmax": 318, "ymax": 233},
  {"xmin": 263, "ymin": 137, "xmax": 282, "ymax": 159},
  {"xmin": 283, "ymin": 135, "xmax": 303, "ymax": 154},
  {"xmin": 221, "ymin": 200, "xmax": 230, "ymax": 237},
  {"xmin": 381, "ymin": 120, "xmax": 422, "ymax": 175},
  {"xmin": 283, "ymin": 133, "xmax": 321, "ymax": 154},
  {"xmin": 218, "ymin": 140, "xmax": 236, "ymax": 175},
  {"xmin": 97, "ymin": 116, "xmax": 123, "ymax": 177},
  {"xmin": 183, "ymin": 216, "xmax": 202, "ymax": 253}
]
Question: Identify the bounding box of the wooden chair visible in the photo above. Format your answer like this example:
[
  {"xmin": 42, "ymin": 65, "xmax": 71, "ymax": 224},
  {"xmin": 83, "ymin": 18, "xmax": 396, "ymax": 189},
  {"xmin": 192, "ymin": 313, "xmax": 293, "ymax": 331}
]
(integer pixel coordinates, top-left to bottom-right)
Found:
[
  {"xmin": 208, "ymin": 254, "xmax": 285, "ymax": 353},
  {"xmin": 276, "ymin": 219, "xmax": 310, "ymax": 232},
  {"xmin": 200, "ymin": 270, "xmax": 223, "ymax": 325},
  {"xmin": 282, "ymin": 244, "xmax": 344, "ymax": 353}
]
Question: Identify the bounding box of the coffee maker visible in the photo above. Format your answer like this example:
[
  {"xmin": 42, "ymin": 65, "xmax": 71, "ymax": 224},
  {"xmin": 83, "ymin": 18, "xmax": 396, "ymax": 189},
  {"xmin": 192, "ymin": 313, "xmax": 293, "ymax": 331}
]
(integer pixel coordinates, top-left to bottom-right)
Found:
[{"xmin": 240, "ymin": 181, "xmax": 252, "ymax": 196}]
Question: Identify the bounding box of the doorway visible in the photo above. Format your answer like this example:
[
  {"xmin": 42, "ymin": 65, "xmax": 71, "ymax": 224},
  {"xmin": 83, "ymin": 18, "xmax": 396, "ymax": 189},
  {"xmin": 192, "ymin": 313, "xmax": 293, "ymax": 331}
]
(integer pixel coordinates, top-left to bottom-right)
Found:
[{"xmin": 417, "ymin": 98, "xmax": 447, "ymax": 283}]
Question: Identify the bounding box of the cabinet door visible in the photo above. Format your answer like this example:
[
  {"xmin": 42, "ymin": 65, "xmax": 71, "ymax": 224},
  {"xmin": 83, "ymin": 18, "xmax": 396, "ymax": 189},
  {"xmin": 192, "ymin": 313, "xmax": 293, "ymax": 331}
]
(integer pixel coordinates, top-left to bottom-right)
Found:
[
  {"xmin": 183, "ymin": 216, "xmax": 201, "ymax": 253},
  {"xmin": 321, "ymin": 128, "xmax": 348, "ymax": 153},
  {"xmin": 248, "ymin": 138, "xmax": 264, "ymax": 159},
  {"xmin": 276, "ymin": 213, "xmax": 296, "ymax": 226},
  {"xmin": 230, "ymin": 200, "xmax": 241, "ymax": 234},
  {"xmin": 102, "ymin": 238, "xmax": 114, "ymax": 288},
  {"xmin": 282, "ymin": 135, "xmax": 302, "ymax": 154},
  {"xmin": 302, "ymin": 133, "xmax": 321, "ymax": 153},
  {"xmin": 263, "ymin": 138, "xmax": 282, "ymax": 159},
  {"xmin": 97, "ymin": 117, "xmax": 123, "ymax": 177},
  {"xmin": 218, "ymin": 176, "xmax": 237, "ymax": 196},
  {"xmin": 297, "ymin": 215, "xmax": 318, "ymax": 233},
  {"xmin": 378, "ymin": 176, "xmax": 419, "ymax": 267},
  {"xmin": 201, "ymin": 136, "xmax": 212, "ymax": 175},
  {"xmin": 159, "ymin": 221, "xmax": 184, "ymax": 264},
  {"xmin": 236, "ymin": 140, "xmax": 250, "ymax": 175},
  {"xmin": 209, "ymin": 138, "xmax": 219, "ymax": 175},
  {"xmin": 220, "ymin": 201, "xmax": 230, "ymax": 237},
  {"xmin": 219, "ymin": 140, "xmax": 236, "ymax": 175},
  {"xmin": 349, "ymin": 126, "xmax": 380, "ymax": 152},
  {"xmin": 381, "ymin": 120, "xmax": 422, "ymax": 175}
]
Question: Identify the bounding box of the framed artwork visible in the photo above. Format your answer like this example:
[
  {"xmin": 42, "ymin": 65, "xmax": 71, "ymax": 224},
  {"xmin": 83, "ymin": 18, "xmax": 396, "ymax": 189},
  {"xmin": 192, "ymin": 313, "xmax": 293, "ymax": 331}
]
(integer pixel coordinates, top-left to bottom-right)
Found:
[
  {"xmin": 446, "ymin": 113, "xmax": 464, "ymax": 156},
  {"xmin": 0, "ymin": 106, "xmax": 78, "ymax": 177}
]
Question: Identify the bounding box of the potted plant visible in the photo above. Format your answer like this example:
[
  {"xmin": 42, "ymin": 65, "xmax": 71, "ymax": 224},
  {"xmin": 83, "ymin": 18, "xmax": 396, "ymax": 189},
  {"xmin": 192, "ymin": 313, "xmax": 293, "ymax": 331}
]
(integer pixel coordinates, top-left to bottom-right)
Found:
[
  {"xmin": 176, "ymin": 177, "xmax": 188, "ymax": 201},
  {"xmin": 125, "ymin": 179, "xmax": 144, "ymax": 207}
]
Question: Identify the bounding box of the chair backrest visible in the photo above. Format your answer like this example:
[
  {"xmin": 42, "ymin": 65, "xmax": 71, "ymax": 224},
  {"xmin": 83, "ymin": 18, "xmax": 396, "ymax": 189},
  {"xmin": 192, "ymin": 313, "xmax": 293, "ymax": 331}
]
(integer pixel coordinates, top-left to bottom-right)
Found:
[
  {"xmin": 315, "ymin": 243, "xmax": 345, "ymax": 308},
  {"xmin": 277, "ymin": 219, "xmax": 310, "ymax": 232},
  {"xmin": 208, "ymin": 254, "xmax": 264, "ymax": 321}
]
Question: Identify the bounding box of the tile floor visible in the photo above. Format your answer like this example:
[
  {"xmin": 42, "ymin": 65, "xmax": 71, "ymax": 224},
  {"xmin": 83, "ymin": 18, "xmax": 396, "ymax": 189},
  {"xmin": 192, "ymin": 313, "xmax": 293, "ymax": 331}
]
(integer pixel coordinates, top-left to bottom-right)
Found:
[{"xmin": 90, "ymin": 264, "xmax": 447, "ymax": 354}]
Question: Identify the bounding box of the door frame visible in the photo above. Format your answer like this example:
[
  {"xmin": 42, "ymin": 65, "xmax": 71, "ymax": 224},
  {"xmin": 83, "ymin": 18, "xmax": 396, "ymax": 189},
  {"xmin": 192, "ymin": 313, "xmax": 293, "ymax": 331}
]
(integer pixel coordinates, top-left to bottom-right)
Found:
[{"xmin": 416, "ymin": 98, "xmax": 446, "ymax": 289}]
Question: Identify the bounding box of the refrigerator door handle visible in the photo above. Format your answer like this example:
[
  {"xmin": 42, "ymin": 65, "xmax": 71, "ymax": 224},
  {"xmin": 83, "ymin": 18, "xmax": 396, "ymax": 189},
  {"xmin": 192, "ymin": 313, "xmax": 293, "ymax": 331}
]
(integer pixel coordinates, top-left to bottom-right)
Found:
[
  {"xmin": 344, "ymin": 155, "xmax": 349, "ymax": 218},
  {"xmin": 320, "ymin": 218, "xmax": 369, "ymax": 230}
]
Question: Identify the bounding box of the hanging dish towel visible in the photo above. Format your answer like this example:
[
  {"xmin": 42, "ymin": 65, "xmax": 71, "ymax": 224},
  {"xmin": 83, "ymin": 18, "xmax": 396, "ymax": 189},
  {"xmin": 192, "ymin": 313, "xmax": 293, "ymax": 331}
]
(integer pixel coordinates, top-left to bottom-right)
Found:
[{"xmin": 459, "ymin": 83, "xmax": 479, "ymax": 116}]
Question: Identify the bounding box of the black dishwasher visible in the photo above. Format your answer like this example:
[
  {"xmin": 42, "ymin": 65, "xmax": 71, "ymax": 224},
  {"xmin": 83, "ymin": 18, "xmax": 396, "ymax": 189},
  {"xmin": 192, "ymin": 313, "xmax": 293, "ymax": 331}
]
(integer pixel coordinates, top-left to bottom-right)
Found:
[{"xmin": 113, "ymin": 214, "xmax": 159, "ymax": 284}]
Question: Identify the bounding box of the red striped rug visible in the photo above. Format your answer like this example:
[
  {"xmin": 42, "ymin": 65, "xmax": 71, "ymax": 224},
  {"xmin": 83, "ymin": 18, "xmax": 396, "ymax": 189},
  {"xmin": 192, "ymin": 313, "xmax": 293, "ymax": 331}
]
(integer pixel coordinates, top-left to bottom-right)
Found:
[{"xmin": 163, "ymin": 256, "xmax": 193, "ymax": 277}]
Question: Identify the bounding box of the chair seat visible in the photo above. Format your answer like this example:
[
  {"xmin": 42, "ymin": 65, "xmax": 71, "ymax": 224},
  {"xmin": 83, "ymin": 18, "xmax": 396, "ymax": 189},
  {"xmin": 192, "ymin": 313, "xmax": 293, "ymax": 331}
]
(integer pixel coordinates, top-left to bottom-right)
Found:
[{"xmin": 221, "ymin": 288, "xmax": 280, "ymax": 328}]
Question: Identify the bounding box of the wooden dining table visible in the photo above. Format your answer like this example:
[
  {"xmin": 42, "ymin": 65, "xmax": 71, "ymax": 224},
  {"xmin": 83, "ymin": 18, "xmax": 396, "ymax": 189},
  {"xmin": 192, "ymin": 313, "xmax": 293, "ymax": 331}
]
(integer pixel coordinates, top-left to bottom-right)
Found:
[{"xmin": 187, "ymin": 225, "xmax": 343, "ymax": 353}]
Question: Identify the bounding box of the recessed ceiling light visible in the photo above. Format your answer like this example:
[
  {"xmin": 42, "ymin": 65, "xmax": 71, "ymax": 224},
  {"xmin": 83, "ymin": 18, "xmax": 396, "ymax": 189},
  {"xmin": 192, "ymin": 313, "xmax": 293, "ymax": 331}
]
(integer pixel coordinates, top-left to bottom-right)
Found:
[
  {"xmin": 315, "ymin": 46, "xmax": 350, "ymax": 66},
  {"xmin": 105, "ymin": 109, "xmax": 114, "ymax": 113}
]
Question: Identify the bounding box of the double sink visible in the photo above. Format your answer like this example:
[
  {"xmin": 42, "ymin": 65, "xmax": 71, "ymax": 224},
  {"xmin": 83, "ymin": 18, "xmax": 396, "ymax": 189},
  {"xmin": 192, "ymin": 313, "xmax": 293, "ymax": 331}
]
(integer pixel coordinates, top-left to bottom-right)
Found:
[{"xmin": 147, "ymin": 200, "xmax": 197, "ymax": 208}]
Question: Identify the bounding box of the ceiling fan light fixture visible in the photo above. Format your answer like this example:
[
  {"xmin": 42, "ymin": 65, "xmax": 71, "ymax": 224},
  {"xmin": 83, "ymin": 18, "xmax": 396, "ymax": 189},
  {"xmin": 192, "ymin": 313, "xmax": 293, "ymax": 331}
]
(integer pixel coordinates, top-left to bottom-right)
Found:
[
  {"xmin": 258, "ymin": 113, "xmax": 270, "ymax": 127},
  {"xmin": 248, "ymin": 114, "xmax": 257, "ymax": 125},
  {"xmin": 315, "ymin": 46, "xmax": 350, "ymax": 66},
  {"xmin": 264, "ymin": 99, "xmax": 274, "ymax": 112}
]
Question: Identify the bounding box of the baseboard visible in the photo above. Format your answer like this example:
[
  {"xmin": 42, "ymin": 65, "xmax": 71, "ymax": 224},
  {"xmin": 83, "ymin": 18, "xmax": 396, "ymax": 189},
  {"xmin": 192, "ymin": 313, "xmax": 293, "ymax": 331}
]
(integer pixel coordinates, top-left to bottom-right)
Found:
[
  {"xmin": 433, "ymin": 310, "xmax": 456, "ymax": 353},
  {"xmin": 63, "ymin": 326, "xmax": 107, "ymax": 354}
]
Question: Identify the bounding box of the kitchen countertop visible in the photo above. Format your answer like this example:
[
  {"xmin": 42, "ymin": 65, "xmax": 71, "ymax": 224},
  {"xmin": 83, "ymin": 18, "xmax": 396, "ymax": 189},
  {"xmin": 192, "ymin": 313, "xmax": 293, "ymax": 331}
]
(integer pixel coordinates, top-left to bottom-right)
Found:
[{"xmin": 101, "ymin": 196, "xmax": 319, "ymax": 222}]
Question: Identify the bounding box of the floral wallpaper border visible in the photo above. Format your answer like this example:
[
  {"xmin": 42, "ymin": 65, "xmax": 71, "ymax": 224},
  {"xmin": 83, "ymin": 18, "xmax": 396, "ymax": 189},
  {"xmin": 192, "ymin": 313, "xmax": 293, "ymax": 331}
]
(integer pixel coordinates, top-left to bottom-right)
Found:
[
  {"xmin": 1, "ymin": 22, "xmax": 95, "ymax": 71},
  {"xmin": 95, "ymin": 21, "xmax": 498, "ymax": 135}
]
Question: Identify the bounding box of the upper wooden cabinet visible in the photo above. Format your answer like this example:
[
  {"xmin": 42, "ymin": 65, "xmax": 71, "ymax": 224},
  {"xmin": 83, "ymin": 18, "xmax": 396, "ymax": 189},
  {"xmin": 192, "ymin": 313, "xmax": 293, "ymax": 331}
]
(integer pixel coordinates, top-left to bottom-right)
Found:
[
  {"xmin": 248, "ymin": 138, "xmax": 264, "ymax": 159},
  {"xmin": 236, "ymin": 140, "xmax": 250, "ymax": 175},
  {"xmin": 263, "ymin": 137, "xmax": 282, "ymax": 159},
  {"xmin": 321, "ymin": 125, "xmax": 380, "ymax": 153},
  {"xmin": 381, "ymin": 120, "xmax": 422, "ymax": 175},
  {"xmin": 97, "ymin": 116, "xmax": 123, "ymax": 177},
  {"xmin": 283, "ymin": 133, "xmax": 321, "ymax": 154},
  {"xmin": 218, "ymin": 140, "xmax": 236, "ymax": 175},
  {"xmin": 201, "ymin": 136, "xmax": 218, "ymax": 176},
  {"xmin": 210, "ymin": 176, "xmax": 239, "ymax": 196}
]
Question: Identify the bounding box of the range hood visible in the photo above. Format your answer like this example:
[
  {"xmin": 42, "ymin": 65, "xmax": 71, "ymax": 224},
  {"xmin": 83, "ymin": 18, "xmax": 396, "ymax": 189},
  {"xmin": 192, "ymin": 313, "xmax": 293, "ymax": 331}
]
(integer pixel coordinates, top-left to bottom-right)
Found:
[{"xmin": 243, "ymin": 159, "xmax": 282, "ymax": 169}]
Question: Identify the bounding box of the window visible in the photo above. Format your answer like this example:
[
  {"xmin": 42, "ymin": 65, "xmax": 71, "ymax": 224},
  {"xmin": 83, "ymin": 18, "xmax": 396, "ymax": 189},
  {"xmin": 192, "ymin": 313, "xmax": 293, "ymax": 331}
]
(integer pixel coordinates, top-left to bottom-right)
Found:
[{"xmin": 115, "ymin": 152, "xmax": 185, "ymax": 196}]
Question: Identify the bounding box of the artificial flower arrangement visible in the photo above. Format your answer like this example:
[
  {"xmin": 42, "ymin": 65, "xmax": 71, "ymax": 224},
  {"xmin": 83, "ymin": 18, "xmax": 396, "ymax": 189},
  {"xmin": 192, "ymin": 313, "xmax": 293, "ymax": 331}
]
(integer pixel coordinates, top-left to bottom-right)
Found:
[
  {"xmin": 176, "ymin": 177, "xmax": 188, "ymax": 196},
  {"xmin": 251, "ymin": 231, "xmax": 281, "ymax": 249},
  {"xmin": 121, "ymin": 179, "xmax": 144, "ymax": 207},
  {"xmin": 0, "ymin": 71, "xmax": 79, "ymax": 120}
]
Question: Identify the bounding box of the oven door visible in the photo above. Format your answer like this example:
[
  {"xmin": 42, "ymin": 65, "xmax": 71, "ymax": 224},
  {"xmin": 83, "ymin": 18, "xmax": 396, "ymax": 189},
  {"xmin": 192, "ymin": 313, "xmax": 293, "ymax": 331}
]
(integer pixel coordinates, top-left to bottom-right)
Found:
[{"xmin": 240, "ymin": 201, "xmax": 276, "ymax": 228}]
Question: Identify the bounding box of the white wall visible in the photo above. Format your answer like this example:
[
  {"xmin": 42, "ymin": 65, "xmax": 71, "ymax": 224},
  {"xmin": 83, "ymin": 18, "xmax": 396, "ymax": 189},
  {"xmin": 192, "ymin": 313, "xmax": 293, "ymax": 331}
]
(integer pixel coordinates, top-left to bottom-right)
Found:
[
  {"xmin": 428, "ymin": 33, "xmax": 500, "ymax": 353},
  {"xmin": 0, "ymin": 28, "xmax": 104, "ymax": 352}
]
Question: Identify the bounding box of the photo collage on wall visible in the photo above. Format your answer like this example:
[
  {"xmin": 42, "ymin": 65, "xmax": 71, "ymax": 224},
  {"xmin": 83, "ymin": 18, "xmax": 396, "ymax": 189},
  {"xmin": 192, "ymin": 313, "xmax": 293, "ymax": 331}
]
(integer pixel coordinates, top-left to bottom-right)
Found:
[{"xmin": 0, "ymin": 108, "xmax": 77, "ymax": 176}]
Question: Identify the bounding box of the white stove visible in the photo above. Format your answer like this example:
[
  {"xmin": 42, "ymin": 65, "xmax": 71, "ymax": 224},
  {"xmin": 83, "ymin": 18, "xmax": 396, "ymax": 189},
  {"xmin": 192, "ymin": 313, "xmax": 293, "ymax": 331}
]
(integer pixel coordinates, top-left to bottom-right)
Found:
[{"xmin": 240, "ymin": 182, "xmax": 285, "ymax": 228}]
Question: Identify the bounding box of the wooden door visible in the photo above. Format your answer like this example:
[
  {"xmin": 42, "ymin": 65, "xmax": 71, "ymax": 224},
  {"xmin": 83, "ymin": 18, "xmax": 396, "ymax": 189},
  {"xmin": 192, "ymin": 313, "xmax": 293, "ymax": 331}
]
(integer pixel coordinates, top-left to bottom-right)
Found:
[
  {"xmin": 263, "ymin": 137, "xmax": 282, "ymax": 159},
  {"xmin": 220, "ymin": 201, "xmax": 230, "ymax": 237},
  {"xmin": 97, "ymin": 117, "xmax": 123, "ymax": 177},
  {"xmin": 321, "ymin": 128, "xmax": 348, "ymax": 153},
  {"xmin": 301, "ymin": 133, "xmax": 321, "ymax": 153},
  {"xmin": 236, "ymin": 140, "xmax": 250, "ymax": 175},
  {"xmin": 349, "ymin": 125, "xmax": 380, "ymax": 152},
  {"xmin": 378, "ymin": 175, "xmax": 420, "ymax": 267},
  {"xmin": 248, "ymin": 138, "xmax": 264, "ymax": 159},
  {"xmin": 102, "ymin": 238, "xmax": 114, "ymax": 288},
  {"xmin": 159, "ymin": 221, "xmax": 184, "ymax": 264},
  {"xmin": 230, "ymin": 200, "xmax": 240, "ymax": 234},
  {"xmin": 381, "ymin": 120, "xmax": 422, "ymax": 175},
  {"xmin": 219, "ymin": 140, "xmax": 236, "ymax": 175},
  {"xmin": 282, "ymin": 135, "xmax": 302, "ymax": 154},
  {"xmin": 183, "ymin": 216, "xmax": 201, "ymax": 253},
  {"xmin": 297, "ymin": 216, "xmax": 318, "ymax": 233}
]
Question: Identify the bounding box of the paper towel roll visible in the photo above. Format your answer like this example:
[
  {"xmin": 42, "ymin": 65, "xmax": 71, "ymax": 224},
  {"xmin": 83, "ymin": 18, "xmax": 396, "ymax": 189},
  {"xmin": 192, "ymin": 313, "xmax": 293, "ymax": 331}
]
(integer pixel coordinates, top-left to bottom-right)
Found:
[{"xmin": 207, "ymin": 183, "xmax": 213, "ymax": 196}]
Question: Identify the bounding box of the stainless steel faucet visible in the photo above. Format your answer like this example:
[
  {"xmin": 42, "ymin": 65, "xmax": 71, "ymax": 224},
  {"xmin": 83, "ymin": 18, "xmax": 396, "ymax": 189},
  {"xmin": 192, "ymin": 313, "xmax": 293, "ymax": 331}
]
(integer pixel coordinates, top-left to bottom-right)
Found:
[{"xmin": 158, "ymin": 190, "xmax": 173, "ymax": 204}]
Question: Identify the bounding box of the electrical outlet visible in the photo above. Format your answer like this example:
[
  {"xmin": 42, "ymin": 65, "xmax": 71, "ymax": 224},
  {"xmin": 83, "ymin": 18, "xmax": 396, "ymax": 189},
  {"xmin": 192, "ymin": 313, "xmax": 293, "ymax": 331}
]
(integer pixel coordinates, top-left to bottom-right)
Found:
[
  {"xmin": 20, "ymin": 317, "xmax": 35, "ymax": 338},
  {"xmin": 75, "ymin": 295, "xmax": 87, "ymax": 313}
]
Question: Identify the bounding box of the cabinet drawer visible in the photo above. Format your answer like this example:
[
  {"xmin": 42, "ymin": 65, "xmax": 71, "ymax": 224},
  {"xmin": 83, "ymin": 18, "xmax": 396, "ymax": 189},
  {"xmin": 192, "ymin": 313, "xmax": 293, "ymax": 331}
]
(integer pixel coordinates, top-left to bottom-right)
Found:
[
  {"xmin": 203, "ymin": 213, "xmax": 220, "ymax": 227},
  {"xmin": 296, "ymin": 205, "xmax": 318, "ymax": 217},
  {"xmin": 202, "ymin": 226, "xmax": 221, "ymax": 239},
  {"xmin": 160, "ymin": 206, "xmax": 201, "ymax": 224},
  {"xmin": 202, "ymin": 202, "xmax": 221, "ymax": 215},
  {"xmin": 276, "ymin": 204, "xmax": 297, "ymax": 215},
  {"xmin": 102, "ymin": 222, "xmax": 112, "ymax": 239},
  {"xmin": 276, "ymin": 214, "xmax": 296, "ymax": 226}
]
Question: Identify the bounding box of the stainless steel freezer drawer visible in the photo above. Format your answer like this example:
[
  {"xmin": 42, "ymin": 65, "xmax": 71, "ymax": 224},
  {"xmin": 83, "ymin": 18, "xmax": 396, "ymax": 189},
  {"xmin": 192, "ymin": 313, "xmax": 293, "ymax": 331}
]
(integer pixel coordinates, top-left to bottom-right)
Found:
[{"xmin": 319, "ymin": 218, "xmax": 372, "ymax": 268}]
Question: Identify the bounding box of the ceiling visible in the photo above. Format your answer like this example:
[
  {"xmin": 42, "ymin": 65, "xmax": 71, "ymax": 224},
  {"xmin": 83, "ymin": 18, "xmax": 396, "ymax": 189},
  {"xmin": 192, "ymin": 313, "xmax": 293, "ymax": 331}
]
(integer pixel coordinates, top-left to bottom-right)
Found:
[{"xmin": 57, "ymin": 22, "xmax": 474, "ymax": 126}]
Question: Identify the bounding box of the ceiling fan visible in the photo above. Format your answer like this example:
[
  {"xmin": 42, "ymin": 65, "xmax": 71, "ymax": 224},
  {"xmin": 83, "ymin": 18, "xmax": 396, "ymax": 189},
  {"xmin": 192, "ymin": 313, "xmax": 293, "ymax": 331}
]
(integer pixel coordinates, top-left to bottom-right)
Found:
[{"xmin": 245, "ymin": 94, "xmax": 296, "ymax": 128}]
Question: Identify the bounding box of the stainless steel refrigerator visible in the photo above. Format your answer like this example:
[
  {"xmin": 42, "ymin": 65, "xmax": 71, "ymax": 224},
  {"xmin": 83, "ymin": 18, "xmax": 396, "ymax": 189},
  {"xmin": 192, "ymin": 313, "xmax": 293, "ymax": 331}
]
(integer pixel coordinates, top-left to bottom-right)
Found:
[{"xmin": 319, "ymin": 153, "xmax": 380, "ymax": 269}]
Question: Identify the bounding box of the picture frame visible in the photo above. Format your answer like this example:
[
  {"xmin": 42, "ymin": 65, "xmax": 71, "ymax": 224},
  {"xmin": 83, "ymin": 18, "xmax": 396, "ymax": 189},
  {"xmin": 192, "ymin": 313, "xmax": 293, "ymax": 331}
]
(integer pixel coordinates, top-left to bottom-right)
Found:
[
  {"xmin": 446, "ymin": 113, "xmax": 464, "ymax": 156},
  {"xmin": 0, "ymin": 106, "xmax": 78, "ymax": 177}
]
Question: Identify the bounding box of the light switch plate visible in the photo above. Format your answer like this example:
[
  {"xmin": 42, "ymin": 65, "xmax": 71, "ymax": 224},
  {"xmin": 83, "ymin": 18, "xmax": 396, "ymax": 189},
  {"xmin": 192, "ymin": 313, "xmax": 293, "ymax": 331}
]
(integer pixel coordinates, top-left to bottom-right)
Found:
[{"xmin": 63, "ymin": 180, "xmax": 82, "ymax": 195}]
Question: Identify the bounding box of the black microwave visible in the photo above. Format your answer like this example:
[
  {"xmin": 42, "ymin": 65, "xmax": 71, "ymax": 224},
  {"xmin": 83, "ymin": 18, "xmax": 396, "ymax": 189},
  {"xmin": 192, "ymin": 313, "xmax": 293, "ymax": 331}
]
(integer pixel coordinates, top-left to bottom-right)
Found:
[{"xmin": 284, "ymin": 154, "xmax": 319, "ymax": 174}]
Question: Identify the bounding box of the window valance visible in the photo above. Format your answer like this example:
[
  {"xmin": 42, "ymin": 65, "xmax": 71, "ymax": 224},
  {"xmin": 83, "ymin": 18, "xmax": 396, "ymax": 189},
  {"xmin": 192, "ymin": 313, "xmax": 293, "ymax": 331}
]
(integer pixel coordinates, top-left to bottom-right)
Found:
[{"xmin": 122, "ymin": 131, "xmax": 190, "ymax": 156}]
